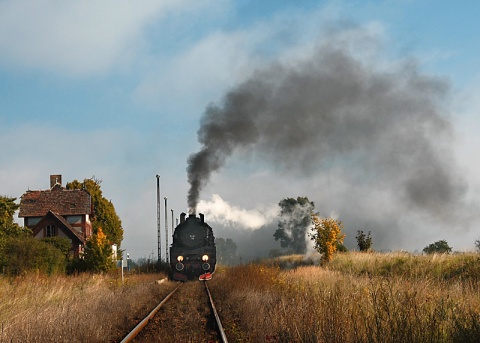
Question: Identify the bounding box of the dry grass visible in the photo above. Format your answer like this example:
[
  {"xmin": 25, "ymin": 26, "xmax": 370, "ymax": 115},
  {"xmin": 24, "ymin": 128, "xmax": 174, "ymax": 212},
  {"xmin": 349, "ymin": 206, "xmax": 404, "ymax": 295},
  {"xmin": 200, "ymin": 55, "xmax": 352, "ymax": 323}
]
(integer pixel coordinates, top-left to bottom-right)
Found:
[
  {"xmin": 211, "ymin": 253, "xmax": 480, "ymax": 342},
  {"xmin": 328, "ymin": 251, "xmax": 480, "ymax": 281},
  {"xmin": 0, "ymin": 271, "xmax": 176, "ymax": 342},
  {"xmin": 4, "ymin": 253, "xmax": 480, "ymax": 342}
]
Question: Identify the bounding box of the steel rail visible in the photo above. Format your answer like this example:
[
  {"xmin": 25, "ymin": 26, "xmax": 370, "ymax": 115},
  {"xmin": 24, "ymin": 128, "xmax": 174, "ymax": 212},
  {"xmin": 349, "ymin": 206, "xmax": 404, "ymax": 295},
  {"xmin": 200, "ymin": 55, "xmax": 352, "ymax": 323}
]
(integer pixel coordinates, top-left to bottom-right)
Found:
[
  {"xmin": 204, "ymin": 281, "xmax": 228, "ymax": 343},
  {"xmin": 120, "ymin": 283, "xmax": 182, "ymax": 343}
]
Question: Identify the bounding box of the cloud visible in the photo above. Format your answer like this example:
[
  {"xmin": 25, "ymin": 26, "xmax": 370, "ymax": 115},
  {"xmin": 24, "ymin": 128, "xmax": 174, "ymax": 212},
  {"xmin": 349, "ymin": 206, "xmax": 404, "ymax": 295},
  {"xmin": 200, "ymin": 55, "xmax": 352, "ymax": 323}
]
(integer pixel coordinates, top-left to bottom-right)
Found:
[
  {"xmin": 197, "ymin": 194, "xmax": 278, "ymax": 230},
  {"xmin": 133, "ymin": 4, "xmax": 374, "ymax": 113},
  {"xmin": 133, "ymin": 29, "xmax": 257, "ymax": 115},
  {"xmin": 0, "ymin": 123, "xmax": 142, "ymax": 198},
  {"xmin": 0, "ymin": 0, "xmax": 193, "ymax": 76}
]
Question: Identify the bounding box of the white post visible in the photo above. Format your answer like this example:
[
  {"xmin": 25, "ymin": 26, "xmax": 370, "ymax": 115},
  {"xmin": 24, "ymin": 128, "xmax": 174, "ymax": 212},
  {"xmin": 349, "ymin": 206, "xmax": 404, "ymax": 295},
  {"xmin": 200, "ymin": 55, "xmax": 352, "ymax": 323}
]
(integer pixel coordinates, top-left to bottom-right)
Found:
[{"xmin": 121, "ymin": 259, "xmax": 124, "ymax": 284}]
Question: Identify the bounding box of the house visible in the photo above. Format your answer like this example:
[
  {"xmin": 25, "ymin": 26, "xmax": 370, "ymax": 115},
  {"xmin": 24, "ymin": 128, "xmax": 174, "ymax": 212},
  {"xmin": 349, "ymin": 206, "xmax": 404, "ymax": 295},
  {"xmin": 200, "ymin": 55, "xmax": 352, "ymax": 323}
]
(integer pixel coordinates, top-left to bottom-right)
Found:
[{"xmin": 18, "ymin": 175, "xmax": 94, "ymax": 258}]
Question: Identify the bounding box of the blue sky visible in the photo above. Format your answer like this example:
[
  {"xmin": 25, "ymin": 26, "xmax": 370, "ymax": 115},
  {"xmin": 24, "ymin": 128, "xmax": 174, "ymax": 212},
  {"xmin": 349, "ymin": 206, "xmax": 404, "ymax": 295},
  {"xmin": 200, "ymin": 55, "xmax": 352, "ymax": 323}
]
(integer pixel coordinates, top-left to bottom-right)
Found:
[{"xmin": 1, "ymin": 0, "xmax": 479, "ymax": 259}]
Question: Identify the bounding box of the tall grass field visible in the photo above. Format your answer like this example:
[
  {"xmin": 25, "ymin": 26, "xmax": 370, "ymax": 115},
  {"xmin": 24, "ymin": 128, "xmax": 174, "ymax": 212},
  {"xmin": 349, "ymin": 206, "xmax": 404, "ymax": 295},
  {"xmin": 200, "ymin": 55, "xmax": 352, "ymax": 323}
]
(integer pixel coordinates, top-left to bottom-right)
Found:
[
  {"xmin": 2, "ymin": 252, "xmax": 479, "ymax": 342},
  {"xmin": 210, "ymin": 252, "xmax": 480, "ymax": 342},
  {"xmin": 0, "ymin": 272, "xmax": 174, "ymax": 342}
]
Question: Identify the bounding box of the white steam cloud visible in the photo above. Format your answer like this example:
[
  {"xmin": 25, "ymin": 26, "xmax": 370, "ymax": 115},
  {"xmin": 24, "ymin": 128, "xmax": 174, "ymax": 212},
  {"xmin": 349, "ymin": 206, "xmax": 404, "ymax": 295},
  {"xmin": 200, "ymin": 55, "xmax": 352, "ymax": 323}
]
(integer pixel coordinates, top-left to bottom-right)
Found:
[{"xmin": 197, "ymin": 194, "xmax": 278, "ymax": 230}]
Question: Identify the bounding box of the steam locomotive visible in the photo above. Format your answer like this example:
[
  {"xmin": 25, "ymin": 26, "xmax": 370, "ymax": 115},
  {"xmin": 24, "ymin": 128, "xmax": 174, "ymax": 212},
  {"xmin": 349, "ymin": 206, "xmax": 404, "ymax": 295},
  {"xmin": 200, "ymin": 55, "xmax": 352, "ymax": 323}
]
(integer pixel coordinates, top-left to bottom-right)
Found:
[{"xmin": 170, "ymin": 213, "xmax": 216, "ymax": 281}]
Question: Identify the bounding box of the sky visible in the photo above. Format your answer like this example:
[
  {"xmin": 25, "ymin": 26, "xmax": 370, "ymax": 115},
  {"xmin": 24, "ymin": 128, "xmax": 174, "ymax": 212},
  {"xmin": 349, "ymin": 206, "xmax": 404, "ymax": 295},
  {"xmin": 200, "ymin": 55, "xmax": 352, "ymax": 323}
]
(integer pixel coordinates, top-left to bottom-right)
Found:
[{"xmin": 1, "ymin": 0, "xmax": 479, "ymax": 260}]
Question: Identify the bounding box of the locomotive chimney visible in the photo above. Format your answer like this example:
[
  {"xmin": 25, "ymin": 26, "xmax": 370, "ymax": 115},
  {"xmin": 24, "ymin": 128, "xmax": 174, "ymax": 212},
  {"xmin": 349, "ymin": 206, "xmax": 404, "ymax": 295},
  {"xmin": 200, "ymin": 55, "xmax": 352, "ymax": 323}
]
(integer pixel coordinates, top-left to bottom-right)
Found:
[
  {"xmin": 180, "ymin": 212, "xmax": 186, "ymax": 224},
  {"xmin": 199, "ymin": 213, "xmax": 204, "ymax": 223}
]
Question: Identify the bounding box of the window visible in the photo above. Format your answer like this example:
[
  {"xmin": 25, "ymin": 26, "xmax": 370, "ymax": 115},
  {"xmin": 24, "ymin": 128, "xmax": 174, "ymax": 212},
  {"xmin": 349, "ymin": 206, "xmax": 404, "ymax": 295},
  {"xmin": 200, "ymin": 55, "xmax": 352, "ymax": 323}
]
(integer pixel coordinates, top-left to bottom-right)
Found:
[
  {"xmin": 66, "ymin": 215, "xmax": 82, "ymax": 224},
  {"xmin": 46, "ymin": 225, "xmax": 56, "ymax": 237},
  {"xmin": 26, "ymin": 217, "xmax": 42, "ymax": 226}
]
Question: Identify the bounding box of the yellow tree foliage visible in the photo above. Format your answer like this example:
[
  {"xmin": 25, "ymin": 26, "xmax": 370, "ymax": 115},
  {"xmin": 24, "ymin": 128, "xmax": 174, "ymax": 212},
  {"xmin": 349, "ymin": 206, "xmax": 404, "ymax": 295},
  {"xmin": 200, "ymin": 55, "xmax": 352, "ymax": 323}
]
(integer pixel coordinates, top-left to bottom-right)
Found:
[
  {"xmin": 83, "ymin": 227, "xmax": 114, "ymax": 272},
  {"xmin": 310, "ymin": 214, "xmax": 346, "ymax": 263},
  {"xmin": 94, "ymin": 226, "xmax": 107, "ymax": 246}
]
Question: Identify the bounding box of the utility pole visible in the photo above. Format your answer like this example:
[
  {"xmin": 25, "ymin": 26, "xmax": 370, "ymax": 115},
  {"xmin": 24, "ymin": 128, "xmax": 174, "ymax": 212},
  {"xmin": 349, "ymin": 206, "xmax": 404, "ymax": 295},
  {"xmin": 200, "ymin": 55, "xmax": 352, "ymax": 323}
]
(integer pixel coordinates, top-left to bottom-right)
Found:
[
  {"xmin": 156, "ymin": 175, "xmax": 161, "ymax": 262},
  {"xmin": 164, "ymin": 197, "xmax": 169, "ymax": 263}
]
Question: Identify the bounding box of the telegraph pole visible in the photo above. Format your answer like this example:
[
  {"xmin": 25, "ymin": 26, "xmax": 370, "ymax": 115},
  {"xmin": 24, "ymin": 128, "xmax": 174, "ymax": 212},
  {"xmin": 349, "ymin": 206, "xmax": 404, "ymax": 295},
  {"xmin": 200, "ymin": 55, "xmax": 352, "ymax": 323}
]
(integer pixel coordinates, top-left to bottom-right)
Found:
[
  {"xmin": 164, "ymin": 197, "xmax": 169, "ymax": 263},
  {"xmin": 171, "ymin": 209, "xmax": 175, "ymax": 263},
  {"xmin": 156, "ymin": 175, "xmax": 161, "ymax": 262}
]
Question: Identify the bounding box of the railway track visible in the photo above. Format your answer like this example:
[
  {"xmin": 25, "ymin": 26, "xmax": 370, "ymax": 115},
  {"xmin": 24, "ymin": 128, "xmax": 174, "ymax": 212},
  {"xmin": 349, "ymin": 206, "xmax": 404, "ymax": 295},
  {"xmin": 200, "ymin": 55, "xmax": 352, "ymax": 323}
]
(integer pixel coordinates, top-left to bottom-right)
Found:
[{"xmin": 120, "ymin": 281, "xmax": 228, "ymax": 343}]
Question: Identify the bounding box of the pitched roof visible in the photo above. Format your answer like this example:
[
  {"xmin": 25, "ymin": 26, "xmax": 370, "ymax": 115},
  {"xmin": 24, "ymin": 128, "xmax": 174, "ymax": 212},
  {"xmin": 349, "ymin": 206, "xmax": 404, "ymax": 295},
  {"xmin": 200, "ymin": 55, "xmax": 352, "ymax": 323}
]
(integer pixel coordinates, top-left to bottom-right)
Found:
[
  {"xmin": 32, "ymin": 210, "xmax": 85, "ymax": 243},
  {"xmin": 19, "ymin": 185, "xmax": 92, "ymax": 218}
]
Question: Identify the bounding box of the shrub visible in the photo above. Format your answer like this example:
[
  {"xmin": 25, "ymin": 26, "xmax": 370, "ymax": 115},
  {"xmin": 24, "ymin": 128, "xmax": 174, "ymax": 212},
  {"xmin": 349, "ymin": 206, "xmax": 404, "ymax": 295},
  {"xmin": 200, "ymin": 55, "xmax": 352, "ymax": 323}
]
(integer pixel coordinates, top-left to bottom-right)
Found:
[
  {"xmin": 356, "ymin": 230, "xmax": 372, "ymax": 252},
  {"xmin": 3, "ymin": 236, "xmax": 66, "ymax": 275},
  {"xmin": 310, "ymin": 215, "xmax": 345, "ymax": 263},
  {"xmin": 42, "ymin": 236, "xmax": 71, "ymax": 257}
]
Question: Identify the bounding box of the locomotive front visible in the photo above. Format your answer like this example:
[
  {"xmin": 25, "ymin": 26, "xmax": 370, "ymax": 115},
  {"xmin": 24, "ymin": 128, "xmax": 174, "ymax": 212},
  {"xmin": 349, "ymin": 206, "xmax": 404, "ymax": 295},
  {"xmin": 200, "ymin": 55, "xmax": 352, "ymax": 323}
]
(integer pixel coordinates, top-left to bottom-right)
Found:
[{"xmin": 170, "ymin": 213, "xmax": 216, "ymax": 281}]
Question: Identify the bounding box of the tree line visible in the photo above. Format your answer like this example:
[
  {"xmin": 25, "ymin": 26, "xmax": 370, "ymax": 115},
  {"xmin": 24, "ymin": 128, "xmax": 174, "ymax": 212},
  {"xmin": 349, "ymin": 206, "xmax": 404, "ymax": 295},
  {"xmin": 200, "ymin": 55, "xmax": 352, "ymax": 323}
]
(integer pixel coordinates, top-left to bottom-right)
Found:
[
  {"xmin": 200, "ymin": 195, "xmax": 475, "ymax": 267},
  {"xmin": 272, "ymin": 196, "xmax": 478, "ymax": 263}
]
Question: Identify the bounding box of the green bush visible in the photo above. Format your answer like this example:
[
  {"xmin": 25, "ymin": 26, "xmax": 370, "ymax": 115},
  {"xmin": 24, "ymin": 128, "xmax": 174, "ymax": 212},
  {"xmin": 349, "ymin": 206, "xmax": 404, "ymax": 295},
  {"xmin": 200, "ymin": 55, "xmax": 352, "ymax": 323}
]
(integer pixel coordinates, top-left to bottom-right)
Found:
[
  {"xmin": 42, "ymin": 236, "xmax": 71, "ymax": 257},
  {"xmin": 3, "ymin": 237, "xmax": 66, "ymax": 275}
]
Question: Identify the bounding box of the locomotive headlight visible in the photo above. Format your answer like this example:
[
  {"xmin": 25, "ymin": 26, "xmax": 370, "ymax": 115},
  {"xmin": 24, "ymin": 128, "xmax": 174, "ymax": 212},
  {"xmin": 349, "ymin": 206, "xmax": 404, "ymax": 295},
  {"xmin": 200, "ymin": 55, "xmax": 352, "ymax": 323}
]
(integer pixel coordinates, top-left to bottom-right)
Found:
[
  {"xmin": 202, "ymin": 254, "xmax": 209, "ymax": 262},
  {"xmin": 177, "ymin": 255, "xmax": 184, "ymax": 262}
]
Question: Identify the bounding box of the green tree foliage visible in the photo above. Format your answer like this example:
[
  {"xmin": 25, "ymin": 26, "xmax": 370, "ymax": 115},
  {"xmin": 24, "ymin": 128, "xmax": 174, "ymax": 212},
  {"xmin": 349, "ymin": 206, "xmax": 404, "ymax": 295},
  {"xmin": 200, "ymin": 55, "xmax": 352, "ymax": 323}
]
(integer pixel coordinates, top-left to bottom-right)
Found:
[
  {"xmin": 0, "ymin": 196, "xmax": 32, "ymax": 270},
  {"xmin": 0, "ymin": 196, "xmax": 29, "ymax": 237},
  {"xmin": 82, "ymin": 227, "xmax": 115, "ymax": 273},
  {"xmin": 336, "ymin": 242, "xmax": 348, "ymax": 252},
  {"xmin": 356, "ymin": 230, "xmax": 373, "ymax": 252},
  {"xmin": 66, "ymin": 177, "xmax": 123, "ymax": 249},
  {"xmin": 42, "ymin": 237, "xmax": 72, "ymax": 257},
  {"xmin": 423, "ymin": 240, "xmax": 452, "ymax": 254},
  {"xmin": 0, "ymin": 196, "xmax": 18, "ymax": 231},
  {"xmin": 216, "ymin": 237, "xmax": 238, "ymax": 265},
  {"xmin": 3, "ymin": 236, "xmax": 66, "ymax": 275},
  {"xmin": 310, "ymin": 214, "xmax": 346, "ymax": 263},
  {"xmin": 274, "ymin": 197, "xmax": 314, "ymax": 254}
]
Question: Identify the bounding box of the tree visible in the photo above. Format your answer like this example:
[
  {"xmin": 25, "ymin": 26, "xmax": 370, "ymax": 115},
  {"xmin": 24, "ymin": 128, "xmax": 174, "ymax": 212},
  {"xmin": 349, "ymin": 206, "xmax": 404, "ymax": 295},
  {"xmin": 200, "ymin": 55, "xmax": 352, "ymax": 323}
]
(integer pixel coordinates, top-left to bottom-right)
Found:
[
  {"xmin": 475, "ymin": 238, "xmax": 480, "ymax": 253},
  {"xmin": 0, "ymin": 196, "xmax": 29, "ymax": 237},
  {"xmin": 82, "ymin": 227, "xmax": 115, "ymax": 272},
  {"xmin": 66, "ymin": 177, "xmax": 123, "ymax": 250},
  {"xmin": 356, "ymin": 230, "xmax": 372, "ymax": 252},
  {"xmin": 309, "ymin": 214, "xmax": 346, "ymax": 263},
  {"xmin": 216, "ymin": 237, "xmax": 238, "ymax": 265},
  {"xmin": 422, "ymin": 240, "xmax": 452, "ymax": 254},
  {"xmin": 0, "ymin": 196, "xmax": 31, "ymax": 270},
  {"xmin": 274, "ymin": 197, "xmax": 314, "ymax": 254}
]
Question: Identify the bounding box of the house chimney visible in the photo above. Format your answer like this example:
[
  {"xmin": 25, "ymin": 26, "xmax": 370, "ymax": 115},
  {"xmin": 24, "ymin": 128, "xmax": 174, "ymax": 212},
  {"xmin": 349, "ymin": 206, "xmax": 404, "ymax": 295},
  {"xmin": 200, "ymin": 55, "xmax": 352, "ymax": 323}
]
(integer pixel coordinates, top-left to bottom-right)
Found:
[{"xmin": 50, "ymin": 174, "xmax": 62, "ymax": 188}]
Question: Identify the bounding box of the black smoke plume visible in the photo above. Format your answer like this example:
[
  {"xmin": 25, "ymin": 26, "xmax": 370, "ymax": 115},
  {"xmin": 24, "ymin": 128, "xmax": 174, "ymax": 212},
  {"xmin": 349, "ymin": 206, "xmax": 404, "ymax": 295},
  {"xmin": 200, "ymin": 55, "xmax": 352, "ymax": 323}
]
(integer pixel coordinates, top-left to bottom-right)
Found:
[{"xmin": 187, "ymin": 39, "xmax": 466, "ymax": 219}]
